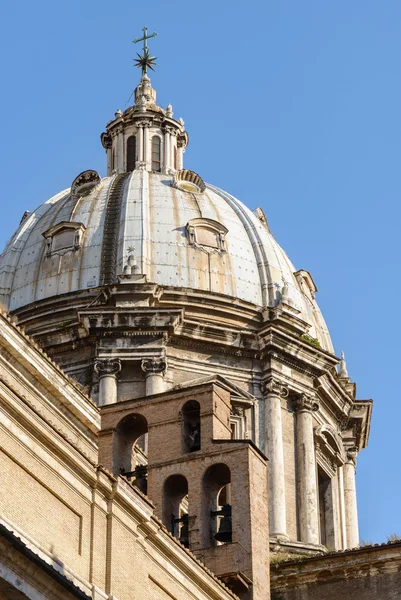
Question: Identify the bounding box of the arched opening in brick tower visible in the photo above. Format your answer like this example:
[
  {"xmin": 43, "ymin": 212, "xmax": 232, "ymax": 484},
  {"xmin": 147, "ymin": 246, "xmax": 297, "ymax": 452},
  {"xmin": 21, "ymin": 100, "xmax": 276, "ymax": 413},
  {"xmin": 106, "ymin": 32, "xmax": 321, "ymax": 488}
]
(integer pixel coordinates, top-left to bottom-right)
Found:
[
  {"xmin": 113, "ymin": 413, "xmax": 148, "ymax": 493},
  {"xmin": 163, "ymin": 474, "xmax": 189, "ymax": 548},
  {"xmin": 181, "ymin": 400, "xmax": 201, "ymax": 453},
  {"xmin": 202, "ymin": 463, "xmax": 232, "ymax": 546}
]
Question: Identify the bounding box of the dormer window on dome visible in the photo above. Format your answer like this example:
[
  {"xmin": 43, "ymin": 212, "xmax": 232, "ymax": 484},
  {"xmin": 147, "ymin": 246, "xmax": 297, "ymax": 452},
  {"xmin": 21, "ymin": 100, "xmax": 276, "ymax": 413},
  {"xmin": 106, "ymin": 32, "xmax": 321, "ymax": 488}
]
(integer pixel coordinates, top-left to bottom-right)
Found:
[
  {"xmin": 42, "ymin": 222, "xmax": 86, "ymax": 257},
  {"xmin": 187, "ymin": 218, "xmax": 228, "ymax": 252},
  {"xmin": 294, "ymin": 269, "xmax": 318, "ymax": 301}
]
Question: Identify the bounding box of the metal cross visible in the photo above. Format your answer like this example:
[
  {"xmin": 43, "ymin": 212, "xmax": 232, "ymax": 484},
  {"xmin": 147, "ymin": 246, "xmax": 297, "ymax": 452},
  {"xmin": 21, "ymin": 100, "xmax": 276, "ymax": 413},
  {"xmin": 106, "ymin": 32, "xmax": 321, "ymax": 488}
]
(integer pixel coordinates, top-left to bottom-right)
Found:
[{"xmin": 133, "ymin": 26, "xmax": 158, "ymax": 54}]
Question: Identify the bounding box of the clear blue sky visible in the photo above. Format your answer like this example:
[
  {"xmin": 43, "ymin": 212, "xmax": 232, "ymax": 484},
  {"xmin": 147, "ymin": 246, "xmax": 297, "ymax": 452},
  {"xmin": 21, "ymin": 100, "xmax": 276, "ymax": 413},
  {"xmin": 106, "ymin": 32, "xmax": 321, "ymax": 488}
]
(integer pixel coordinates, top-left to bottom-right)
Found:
[{"xmin": 1, "ymin": 1, "xmax": 400, "ymax": 544}]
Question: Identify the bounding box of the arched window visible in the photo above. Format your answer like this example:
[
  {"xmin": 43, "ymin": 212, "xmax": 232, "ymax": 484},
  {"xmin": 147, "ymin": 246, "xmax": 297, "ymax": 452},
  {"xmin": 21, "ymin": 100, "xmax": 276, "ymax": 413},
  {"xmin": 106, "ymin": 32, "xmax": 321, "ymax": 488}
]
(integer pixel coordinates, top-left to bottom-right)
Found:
[
  {"xmin": 181, "ymin": 400, "xmax": 201, "ymax": 453},
  {"xmin": 202, "ymin": 463, "xmax": 232, "ymax": 546},
  {"xmin": 113, "ymin": 413, "xmax": 148, "ymax": 493},
  {"xmin": 163, "ymin": 475, "xmax": 189, "ymax": 547},
  {"xmin": 151, "ymin": 136, "xmax": 161, "ymax": 172},
  {"xmin": 126, "ymin": 135, "xmax": 137, "ymax": 172}
]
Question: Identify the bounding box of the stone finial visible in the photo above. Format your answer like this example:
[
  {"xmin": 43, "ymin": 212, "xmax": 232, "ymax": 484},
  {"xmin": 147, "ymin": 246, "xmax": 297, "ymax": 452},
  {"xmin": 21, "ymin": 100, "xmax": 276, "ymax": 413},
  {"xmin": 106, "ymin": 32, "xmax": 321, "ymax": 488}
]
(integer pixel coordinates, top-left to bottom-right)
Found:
[
  {"xmin": 19, "ymin": 210, "xmax": 30, "ymax": 225},
  {"xmin": 115, "ymin": 109, "xmax": 123, "ymax": 118},
  {"xmin": 166, "ymin": 103, "xmax": 173, "ymax": 118},
  {"xmin": 134, "ymin": 74, "xmax": 156, "ymax": 112},
  {"xmin": 281, "ymin": 281, "xmax": 290, "ymax": 305},
  {"xmin": 339, "ymin": 351, "xmax": 349, "ymax": 378},
  {"xmin": 178, "ymin": 117, "xmax": 185, "ymax": 127},
  {"xmin": 122, "ymin": 249, "xmax": 138, "ymax": 275},
  {"xmin": 123, "ymin": 254, "xmax": 137, "ymax": 275}
]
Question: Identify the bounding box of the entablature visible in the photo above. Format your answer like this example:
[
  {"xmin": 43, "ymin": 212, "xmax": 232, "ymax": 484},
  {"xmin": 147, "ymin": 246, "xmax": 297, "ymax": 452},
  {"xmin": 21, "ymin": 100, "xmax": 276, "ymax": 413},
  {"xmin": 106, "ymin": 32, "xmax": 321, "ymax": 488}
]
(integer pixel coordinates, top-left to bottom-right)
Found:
[
  {"xmin": 347, "ymin": 400, "xmax": 372, "ymax": 451},
  {"xmin": 78, "ymin": 306, "xmax": 184, "ymax": 338}
]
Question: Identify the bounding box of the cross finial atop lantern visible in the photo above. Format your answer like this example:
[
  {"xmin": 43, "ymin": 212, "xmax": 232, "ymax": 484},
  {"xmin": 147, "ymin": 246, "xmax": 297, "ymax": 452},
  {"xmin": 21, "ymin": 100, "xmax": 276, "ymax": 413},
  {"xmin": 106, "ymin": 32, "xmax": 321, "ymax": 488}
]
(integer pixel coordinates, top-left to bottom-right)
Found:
[{"xmin": 133, "ymin": 26, "xmax": 158, "ymax": 75}]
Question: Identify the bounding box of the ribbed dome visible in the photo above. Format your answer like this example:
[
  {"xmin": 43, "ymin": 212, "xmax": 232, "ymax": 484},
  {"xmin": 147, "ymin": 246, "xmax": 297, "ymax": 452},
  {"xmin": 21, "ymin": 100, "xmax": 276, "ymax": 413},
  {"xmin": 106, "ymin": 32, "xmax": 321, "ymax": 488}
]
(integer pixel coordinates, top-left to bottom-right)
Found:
[{"xmin": 0, "ymin": 170, "xmax": 333, "ymax": 352}]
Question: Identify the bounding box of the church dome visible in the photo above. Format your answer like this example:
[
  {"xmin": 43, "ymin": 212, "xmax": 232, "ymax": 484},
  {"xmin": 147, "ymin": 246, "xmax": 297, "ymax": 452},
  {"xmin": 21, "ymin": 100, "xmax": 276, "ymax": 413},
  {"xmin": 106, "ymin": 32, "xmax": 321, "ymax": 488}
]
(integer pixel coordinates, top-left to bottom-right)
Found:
[{"xmin": 0, "ymin": 168, "xmax": 333, "ymax": 352}]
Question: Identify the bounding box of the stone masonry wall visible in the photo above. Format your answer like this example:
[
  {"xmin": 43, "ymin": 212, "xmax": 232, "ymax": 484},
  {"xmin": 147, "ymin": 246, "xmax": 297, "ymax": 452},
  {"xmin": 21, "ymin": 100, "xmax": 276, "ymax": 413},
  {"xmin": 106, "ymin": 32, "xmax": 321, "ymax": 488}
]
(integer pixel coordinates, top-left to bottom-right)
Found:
[{"xmin": 271, "ymin": 543, "xmax": 401, "ymax": 600}]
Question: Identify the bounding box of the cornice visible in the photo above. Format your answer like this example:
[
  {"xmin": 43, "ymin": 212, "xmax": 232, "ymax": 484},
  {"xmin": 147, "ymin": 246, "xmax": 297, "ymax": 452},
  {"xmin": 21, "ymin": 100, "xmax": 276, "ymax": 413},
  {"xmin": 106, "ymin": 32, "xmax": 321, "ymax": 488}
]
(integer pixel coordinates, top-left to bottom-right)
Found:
[{"xmin": 0, "ymin": 311, "xmax": 99, "ymax": 433}]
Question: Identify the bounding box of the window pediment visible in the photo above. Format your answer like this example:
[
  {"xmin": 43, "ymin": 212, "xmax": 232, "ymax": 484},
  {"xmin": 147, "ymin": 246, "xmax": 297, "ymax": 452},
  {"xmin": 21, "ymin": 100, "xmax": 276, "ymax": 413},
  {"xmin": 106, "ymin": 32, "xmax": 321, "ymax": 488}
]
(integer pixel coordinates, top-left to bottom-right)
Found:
[
  {"xmin": 42, "ymin": 221, "xmax": 86, "ymax": 257},
  {"xmin": 314, "ymin": 424, "xmax": 345, "ymax": 475},
  {"xmin": 187, "ymin": 218, "xmax": 228, "ymax": 252}
]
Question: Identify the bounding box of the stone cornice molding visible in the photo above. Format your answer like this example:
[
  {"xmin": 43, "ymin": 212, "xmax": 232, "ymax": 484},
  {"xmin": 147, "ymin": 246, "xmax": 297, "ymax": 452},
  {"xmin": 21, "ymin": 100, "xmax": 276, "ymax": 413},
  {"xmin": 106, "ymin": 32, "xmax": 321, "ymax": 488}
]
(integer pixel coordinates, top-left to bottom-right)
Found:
[
  {"xmin": 94, "ymin": 358, "xmax": 121, "ymax": 378},
  {"xmin": 294, "ymin": 393, "xmax": 320, "ymax": 413},
  {"xmin": 0, "ymin": 312, "xmax": 99, "ymax": 433},
  {"xmin": 141, "ymin": 357, "xmax": 167, "ymax": 375},
  {"xmin": 262, "ymin": 377, "xmax": 289, "ymax": 398},
  {"xmin": 267, "ymin": 351, "xmax": 316, "ymax": 377}
]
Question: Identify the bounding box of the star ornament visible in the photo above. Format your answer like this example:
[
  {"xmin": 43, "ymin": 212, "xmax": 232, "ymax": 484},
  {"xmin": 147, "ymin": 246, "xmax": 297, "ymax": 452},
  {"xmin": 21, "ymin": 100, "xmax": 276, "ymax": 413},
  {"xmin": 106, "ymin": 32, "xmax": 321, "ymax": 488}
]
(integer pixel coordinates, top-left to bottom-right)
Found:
[{"xmin": 134, "ymin": 48, "xmax": 157, "ymax": 75}]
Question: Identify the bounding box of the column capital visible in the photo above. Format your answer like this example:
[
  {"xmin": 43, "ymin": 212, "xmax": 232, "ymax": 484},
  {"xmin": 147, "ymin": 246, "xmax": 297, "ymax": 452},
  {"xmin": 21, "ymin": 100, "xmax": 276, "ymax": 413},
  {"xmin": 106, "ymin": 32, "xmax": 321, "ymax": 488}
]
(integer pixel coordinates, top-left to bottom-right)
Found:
[
  {"xmin": 94, "ymin": 358, "xmax": 121, "ymax": 378},
  {"xmin": 141, "ymin": 357, "xmax": 167, "ymax": 375},
  {"xmin": 294, "ymin": 393, "xmax": 319, "ymax": 413},
  {"xmin": 345, "ymin": 445, "xmax": 358, "ymax": 466},
  {"xmin": 263, "ymin": 377, "xmax": 289, "ymax": 398},
  {"xmin": 136, "ymin": 119, "xmax": 152, "ymax": 128}
]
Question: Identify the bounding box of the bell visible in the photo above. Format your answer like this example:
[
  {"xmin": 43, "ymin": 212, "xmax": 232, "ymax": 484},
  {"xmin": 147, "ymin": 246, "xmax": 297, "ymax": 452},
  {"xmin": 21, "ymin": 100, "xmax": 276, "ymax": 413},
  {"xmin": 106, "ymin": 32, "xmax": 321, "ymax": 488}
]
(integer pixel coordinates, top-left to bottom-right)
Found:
[
  {"xmin": 189, "ymin": 425, "xmax": 201, "ymax": 451},
  {"xmin": 214, "ymin": 505, "xmax": 232, "ymax": 544},
  {"xmin": 178, "ymin": 514, "xmax": 189, "ymax": 548}
]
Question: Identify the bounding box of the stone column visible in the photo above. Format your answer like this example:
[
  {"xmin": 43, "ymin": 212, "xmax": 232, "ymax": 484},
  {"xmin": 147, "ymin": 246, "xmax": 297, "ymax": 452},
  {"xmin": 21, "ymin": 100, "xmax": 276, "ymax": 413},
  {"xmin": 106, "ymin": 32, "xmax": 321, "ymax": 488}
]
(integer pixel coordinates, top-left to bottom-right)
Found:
[
  {"xmin": 170, "ymin": 131, "xmax": 176, "ymax": 169},
  {"xmin": 117, "ymin": 126, "xmax": 124, "ymax": 173},
  {"xmin": 343, "ymin": 446, "xmax": 359, "ymax": 548},
  {"xmin": 177, "ymin": 143, "xmax": 184, "ymax": 169},
  {"xmin": 143, "ymin": 121, "xmax": 149, "ymax": 169},
  {"xmin": 94, "ymin": 358, "xmax": 121, "ymax": 407},
  {"xmin": 137, "ymin": 123, "xmax": 144, "ymax": 164},
  {"xmin": 263, "ymin": 378, "xmax": 289, "ymax": 540},
  {"xmin": 141, "ymin": 358, "xmax": 167, "ymax": 395},
  {"xmin": 294, "ymin": 394, "xmax": 320, "ymax": 545}
]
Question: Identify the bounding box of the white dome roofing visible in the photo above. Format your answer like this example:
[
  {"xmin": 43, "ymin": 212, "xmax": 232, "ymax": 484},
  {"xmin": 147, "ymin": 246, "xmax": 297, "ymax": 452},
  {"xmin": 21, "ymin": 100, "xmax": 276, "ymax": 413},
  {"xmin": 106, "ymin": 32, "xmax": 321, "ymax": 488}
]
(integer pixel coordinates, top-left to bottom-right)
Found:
[{"xmin": 0, "ymin": 170, "xmax": 333, "ymax": 352}]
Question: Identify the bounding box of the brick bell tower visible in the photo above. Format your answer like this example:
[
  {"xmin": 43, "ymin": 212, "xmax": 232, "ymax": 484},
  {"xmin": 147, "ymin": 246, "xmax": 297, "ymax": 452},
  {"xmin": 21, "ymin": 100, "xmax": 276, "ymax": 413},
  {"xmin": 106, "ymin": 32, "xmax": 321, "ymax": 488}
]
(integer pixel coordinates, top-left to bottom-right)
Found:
[{"xmin": 99, "ymin": 377, "xmax": 270, "ymax": 600}]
